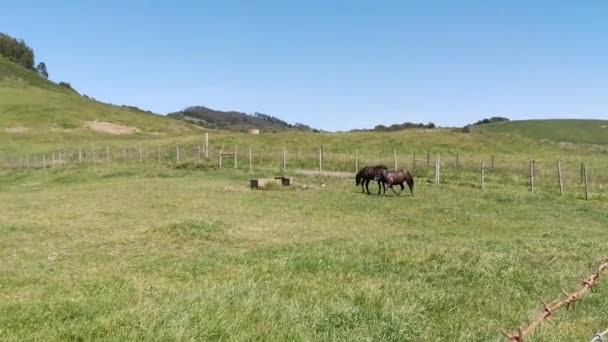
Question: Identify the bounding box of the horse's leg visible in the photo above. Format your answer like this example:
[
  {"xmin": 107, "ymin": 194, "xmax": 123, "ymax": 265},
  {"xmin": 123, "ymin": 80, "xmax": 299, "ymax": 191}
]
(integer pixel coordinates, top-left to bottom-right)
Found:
[
  {"xmin": 407, "ymin": 179, "xmax": 415, "ymax": 197},
  {"xmin": 377, "ymin": 180, "xmax": 383, "ymax": 195},
  {"xmin": 365, "ymin": 179, "xmax": 371, "ymax": 194},
  {"xmin": 382, "ymin": 181, "xmax": 386, "ymax": 195},
  {"xmin": 390, "ymin": 184, "xmax": 398, "ymax": 196},
  {"xmin": 399, "ymin": 182, "xmax": 405, "ymax": 195},
  {"xmin": 360, "ymin": 182, "xmax": 365, "ymax": 193}
]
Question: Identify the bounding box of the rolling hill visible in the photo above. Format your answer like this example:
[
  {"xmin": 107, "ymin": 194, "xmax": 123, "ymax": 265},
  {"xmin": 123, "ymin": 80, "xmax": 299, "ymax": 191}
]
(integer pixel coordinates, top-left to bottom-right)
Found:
[
  {"xmin": 473, "ymin": 119, "xmax": 608, "ymax": 146},
  {"xmin": 0, "ymin": 56, "xmax": 198, "ymax": 150},
  {"xmin": 168, "ymin": 106, "xmax": 317, "ymax": 132}
]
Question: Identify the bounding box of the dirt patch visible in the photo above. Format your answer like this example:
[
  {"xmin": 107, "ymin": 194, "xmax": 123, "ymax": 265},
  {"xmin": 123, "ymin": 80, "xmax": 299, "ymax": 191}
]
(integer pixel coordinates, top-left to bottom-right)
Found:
[
  {"xmin": 224, "ymin": 184, "xmax": 250, "ymax": 192},
  {"xmin": 5, "ymin": 127, "xmax": 31, "ymax": 133},
  {"xmin": 85, "ymin": 121, "xmax": 140, "ymax": 135}
]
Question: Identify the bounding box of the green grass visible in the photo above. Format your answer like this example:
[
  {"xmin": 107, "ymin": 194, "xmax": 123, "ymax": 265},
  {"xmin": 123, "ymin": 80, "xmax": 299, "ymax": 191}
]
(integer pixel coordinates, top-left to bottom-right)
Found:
[
  {"xmin": 3, "ymin": 51, "xmax": 608, "ymax": 340},
  {"xmin": 0, "ymin": 56, "xmax": 199, "ymax": 152},
  {"xmin": 1, "ymin": 165, "xmax": 608, "ymax": 341},
  {"xmin": 474, "ymin": 119, "xmax": 608, "ymax": 146}
]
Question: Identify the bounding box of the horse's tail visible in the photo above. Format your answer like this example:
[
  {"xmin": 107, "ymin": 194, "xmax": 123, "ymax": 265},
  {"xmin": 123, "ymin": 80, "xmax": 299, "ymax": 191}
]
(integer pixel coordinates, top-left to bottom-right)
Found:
[{"xmin": 405, "ymin": 170, "xmax": 415, "ymax": 196}]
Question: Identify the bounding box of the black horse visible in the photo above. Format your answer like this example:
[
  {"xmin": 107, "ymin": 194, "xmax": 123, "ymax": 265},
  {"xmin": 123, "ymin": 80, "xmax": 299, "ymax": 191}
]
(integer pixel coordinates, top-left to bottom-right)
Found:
[
  {"xmin": 355, "ymin": 165, "xmax": 388, "ymax": 194},
  {"xmin": 376, "ymin": 169, "xmax": 415, "ymax": 196}
]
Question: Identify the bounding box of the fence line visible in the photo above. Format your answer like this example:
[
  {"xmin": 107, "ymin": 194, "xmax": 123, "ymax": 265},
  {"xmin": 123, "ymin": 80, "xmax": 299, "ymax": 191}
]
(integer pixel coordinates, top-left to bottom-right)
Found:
[
  {"xmin": 591, "ymin": 328, "xmax": 608, "ymax": 342},
  {"xmin": 503, "ymin": 259, "xmax": 608, "ymax": 342},
  {"xmin": 1, "ymin": 142, "xmax": 607, "ymax": 199}
]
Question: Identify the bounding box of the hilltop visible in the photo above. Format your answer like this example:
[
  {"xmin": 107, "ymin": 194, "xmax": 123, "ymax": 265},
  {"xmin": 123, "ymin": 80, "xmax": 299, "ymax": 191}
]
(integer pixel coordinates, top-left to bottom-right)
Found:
[
  {"xmin": 473, "ymin": 119, "xmax": 608, "ymax": 146},
  {"xmin": 168, "ymin": 106, "xmax": 317, "ymax": 132},
  {"xmin": 0, "ymin": 55, "xmax": 198, "ymax": 151}
]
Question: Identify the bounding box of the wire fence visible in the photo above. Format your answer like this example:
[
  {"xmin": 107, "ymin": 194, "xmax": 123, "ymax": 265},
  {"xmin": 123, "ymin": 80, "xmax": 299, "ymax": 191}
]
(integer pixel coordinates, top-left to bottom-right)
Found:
[
  {"xmin": 1, "ymin": 141, "xmax": 608, "ymax": 199},
  {"xmin": 503, "ymin": 260, "xmax": 608, "ymax": 341},
  {"xmin": 591, "ymin": 328, "xmax": 608, "ymax": 342}
]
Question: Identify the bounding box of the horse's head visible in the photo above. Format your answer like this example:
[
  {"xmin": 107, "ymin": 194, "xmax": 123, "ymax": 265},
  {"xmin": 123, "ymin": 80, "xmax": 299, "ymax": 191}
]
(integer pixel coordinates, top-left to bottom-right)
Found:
[
  {"xmin": 374, "ymin": 169, "xmax": 387, "ymax": 181},
  {"xmin": 355, "ymin": 172, "xmax": 361, "ymax": 185}
]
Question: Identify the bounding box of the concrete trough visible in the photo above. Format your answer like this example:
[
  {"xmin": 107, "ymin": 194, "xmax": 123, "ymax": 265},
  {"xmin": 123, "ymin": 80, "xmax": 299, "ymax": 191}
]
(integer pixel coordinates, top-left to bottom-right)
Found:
[{"xmin": 250, "ymin": 176, "xmax": 291, "ymax": 189}]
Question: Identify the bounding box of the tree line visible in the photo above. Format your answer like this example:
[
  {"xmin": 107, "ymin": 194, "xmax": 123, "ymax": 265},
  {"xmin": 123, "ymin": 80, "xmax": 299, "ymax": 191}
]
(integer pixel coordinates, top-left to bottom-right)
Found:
[
  {"xmin": 351, "ymin": 121, "xmax": 436, "ymax": 132},
  {"xmin": 168, "ymin": 106, "xmax": 320, "ymax": 132},
  {"xmin": 0, "ymin": 33, "xmax": 34, "ymax": 70},
  {"xmin": 0, "ymin": 32, "xmax": 49, "ymax": 79}
]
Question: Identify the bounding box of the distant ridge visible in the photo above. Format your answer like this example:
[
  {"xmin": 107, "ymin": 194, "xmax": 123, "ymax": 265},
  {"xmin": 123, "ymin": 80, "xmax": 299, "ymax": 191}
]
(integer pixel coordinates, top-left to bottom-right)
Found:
[
  {"xmin": 168, "ymin": 106, "xmax": 319, "ymax": 132},
  {"xmin": 473, "ymin": 119, "xmax": 608, "ymax": 145}
]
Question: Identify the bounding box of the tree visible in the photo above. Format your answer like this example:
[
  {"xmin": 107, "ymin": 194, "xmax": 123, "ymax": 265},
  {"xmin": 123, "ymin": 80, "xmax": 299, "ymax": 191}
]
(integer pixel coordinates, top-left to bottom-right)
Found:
[
  {"xmin": 374, "ymin": 124, "xmax": 387, "ymax": 131},
  {"xmin": 0, "ymin": 33, "xmax": 35, "ymax": 70},
  {"xmin": 472, "ymin": 116, "xmax": 509, "ymax": 126},
  {"xmin": 36, "ymin": 62, "xmax": 48, "ymax": 78},
  {"xmin": 58, "ymin": 81, "xmax": 76, "ymax": 93}
]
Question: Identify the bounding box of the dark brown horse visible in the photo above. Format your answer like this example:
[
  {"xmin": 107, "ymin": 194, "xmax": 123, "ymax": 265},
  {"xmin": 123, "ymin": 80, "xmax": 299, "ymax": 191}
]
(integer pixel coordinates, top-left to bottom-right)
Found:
[
  {"xmin": 355, "ymin": 165, "xmax": 388, "ymax": 194},
  {"xmin": 376, "ymin": 169, "xmax": 415, "ymax": 196}
]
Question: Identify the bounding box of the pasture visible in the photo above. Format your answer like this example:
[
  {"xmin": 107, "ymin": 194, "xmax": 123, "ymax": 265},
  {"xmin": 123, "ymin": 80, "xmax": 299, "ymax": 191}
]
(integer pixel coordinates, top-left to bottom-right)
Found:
[{"xmin": 2, "ymin": 164, "xmax": 608, "ymax": 341}]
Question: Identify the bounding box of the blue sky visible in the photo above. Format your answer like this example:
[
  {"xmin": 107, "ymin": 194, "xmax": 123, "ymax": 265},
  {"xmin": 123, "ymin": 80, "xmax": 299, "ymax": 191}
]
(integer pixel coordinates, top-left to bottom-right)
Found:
[{"xmin": 2, "ymin": 1, "xmax": 607, "ymax": 131}]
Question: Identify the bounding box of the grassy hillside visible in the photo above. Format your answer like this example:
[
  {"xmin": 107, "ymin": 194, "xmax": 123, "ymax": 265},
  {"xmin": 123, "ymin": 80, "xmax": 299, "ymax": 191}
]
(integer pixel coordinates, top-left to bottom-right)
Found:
[
  {"xmin": 2, "ymin": 54, "xmax": 606, "ymax": 166},
  {"xmin": 0, "ymin": 56, "xmax": 198, "ymax": 150},
  {"xmin": 474, "ymin": 119, "xmax": 608, "ymax": 145}
]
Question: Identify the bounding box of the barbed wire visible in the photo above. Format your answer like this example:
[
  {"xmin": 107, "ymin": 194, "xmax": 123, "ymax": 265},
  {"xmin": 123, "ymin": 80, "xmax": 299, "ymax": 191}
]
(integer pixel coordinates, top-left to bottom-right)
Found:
[
  {"xmin": 502, "ymin": 259, "xmax": 608, "ymax": 341},
  {"xmin": 591, "ymin": 328, "xmax": 608, "ymax": 342}
]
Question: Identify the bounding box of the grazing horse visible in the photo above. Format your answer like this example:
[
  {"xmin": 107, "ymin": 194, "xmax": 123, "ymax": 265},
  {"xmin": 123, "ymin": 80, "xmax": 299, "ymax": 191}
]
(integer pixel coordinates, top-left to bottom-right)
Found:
[
  {"xmin": 376, "ymin": 169, "xmax": 415, "ymax": 196},
  {"xmin": 355, "ymin": 165, "xmax": 388, "ymax": 195}
]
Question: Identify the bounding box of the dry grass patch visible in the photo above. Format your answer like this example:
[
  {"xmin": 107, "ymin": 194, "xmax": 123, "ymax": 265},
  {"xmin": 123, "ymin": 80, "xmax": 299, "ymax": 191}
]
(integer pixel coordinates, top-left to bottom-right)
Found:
[{"xmin": 84, "ymin": 121, "xmax": 140, "ymax": 135}]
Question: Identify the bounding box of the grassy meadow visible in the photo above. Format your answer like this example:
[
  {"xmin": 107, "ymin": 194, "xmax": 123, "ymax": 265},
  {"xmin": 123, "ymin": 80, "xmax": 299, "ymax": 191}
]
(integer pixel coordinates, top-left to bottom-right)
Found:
[
  {"xmin": 4, "ymin": 128, "xmax": 608, "ymax": 201},
  {"xmin": 3, "ymin": 52, "xmax": 608, "ymax": 341},
  {"xmin": 1, "ymin": 163, "xmax": 608, "ymax": 341}
]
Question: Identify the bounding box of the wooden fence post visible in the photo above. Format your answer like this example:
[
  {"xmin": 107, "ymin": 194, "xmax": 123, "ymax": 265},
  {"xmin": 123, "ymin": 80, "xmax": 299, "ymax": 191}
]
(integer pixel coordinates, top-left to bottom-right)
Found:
[
  {"xmin": 219, "ymin": 148, "xmax": 223, "ymax": 168},
  {"xmin": 234, "ymin": 146, "xmax": 238, "ymax": 169},
  {"xmin": 355, "ymin": 148, "xmax": 359, "ymax": 172},
  {"xmin": 26, "ymin": 155, "xmax": 29, "ymax": 169},
  {"xmin": 249, "ymin": 146, "xmax": 252, "ymax": 173},
  {"xmin": 43, "ymin": 155, "xmax": 46, "ymax": 168},
  {"xmin": 481, "ymin": 159, "xmax": 485, "ymax": 190},
  {"xmin": 491, "ymin": 155, "xmax": 495, "ymax": 171},
  {"xmin": 78, "ymin": 149, "xmax": 82, "ymax": 164},
  {"xmin": 319, "ymin": 146, "xmax": 323, "ymax": 175},
  {"xmin": 283, "ymin": 147, "xmax": 287, "ymax": 171},
  {"xmin": 580, "ymin": 162, "xmax": 584, "ymax": 184},
  {"xmin": 557, "ymin": 160, "xmax": 564, "ymax": 196},
  {"xmin": 205, "ymin": 132, "xmax": 209, "ymax": 159},
  {"xmin": 435, "ymin": 155, "xmax": 440, "ymax": 185},
  {"xmin": 584, "ymin": 164, "xmax": 589, "ymax": 200},
  {"xmin": 412, "ymin": 151, "xmax": 416, "ymax": 171},
  {"xmin": 456, "ymin": 152, "xmax": 459, "ymax": 171},
  {"xmin": 393, "ymin": 148, "xmax": 398, "ymax": 170},
  {"xmin": 530, "ymin": 160, "xmax": 535, "ymax": 192}
]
